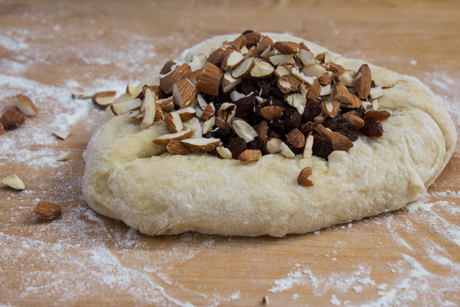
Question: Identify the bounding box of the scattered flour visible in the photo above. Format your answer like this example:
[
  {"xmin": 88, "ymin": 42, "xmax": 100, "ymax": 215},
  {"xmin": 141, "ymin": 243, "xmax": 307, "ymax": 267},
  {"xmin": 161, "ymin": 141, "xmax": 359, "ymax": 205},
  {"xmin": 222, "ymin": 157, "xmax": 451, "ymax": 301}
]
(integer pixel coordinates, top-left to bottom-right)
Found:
[{"xmin": 330, "ymin": 294, "xmax": 341, "ymax": 306}]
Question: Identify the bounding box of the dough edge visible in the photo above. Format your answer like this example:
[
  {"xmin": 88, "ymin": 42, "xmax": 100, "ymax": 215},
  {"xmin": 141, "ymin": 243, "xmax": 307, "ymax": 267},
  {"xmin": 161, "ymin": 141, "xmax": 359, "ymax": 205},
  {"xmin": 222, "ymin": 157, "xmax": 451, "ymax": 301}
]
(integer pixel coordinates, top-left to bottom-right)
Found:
[{"xmin": 82, "ymin": 33, "xmax": 457, "ymax": 237}]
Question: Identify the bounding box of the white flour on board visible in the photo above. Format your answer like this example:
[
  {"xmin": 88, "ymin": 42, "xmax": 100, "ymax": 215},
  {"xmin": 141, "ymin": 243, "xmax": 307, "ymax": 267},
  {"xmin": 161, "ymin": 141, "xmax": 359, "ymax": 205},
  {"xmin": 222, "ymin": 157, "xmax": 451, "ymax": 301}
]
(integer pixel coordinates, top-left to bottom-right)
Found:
[{"xmin": 1, "ymin": 22, "xmax": 459, "ymax": 307}]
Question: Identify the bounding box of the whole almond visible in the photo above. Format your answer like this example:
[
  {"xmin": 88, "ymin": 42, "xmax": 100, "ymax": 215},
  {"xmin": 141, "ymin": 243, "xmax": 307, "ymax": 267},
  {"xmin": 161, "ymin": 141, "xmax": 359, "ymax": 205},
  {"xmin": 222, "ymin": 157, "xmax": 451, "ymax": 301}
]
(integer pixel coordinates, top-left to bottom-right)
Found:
[
  {"xmin": 34, "ymin": 201, "xmax": 62, "ymax": 220},
  {"xmin": 1, "ymin": 109, "xmax": 25, "ymax": 129}
]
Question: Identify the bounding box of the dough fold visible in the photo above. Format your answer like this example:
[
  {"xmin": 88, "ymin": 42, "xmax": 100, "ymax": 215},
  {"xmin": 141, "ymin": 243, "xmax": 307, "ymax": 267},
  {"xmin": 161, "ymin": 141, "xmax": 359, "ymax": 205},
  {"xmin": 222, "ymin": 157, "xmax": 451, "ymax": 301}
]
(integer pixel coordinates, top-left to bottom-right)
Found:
[{"xmin": 83, "ymin": 33, "xmax": 456, "ymax": 237}]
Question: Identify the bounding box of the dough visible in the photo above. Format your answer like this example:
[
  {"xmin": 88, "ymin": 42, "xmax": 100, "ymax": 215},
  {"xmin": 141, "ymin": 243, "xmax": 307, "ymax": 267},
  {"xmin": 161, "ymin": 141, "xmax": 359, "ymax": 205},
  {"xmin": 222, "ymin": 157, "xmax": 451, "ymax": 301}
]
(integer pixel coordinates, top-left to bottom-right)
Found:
[{"xmin": 82, "ymin": 33, "xmax": 456, "ymax": 237}]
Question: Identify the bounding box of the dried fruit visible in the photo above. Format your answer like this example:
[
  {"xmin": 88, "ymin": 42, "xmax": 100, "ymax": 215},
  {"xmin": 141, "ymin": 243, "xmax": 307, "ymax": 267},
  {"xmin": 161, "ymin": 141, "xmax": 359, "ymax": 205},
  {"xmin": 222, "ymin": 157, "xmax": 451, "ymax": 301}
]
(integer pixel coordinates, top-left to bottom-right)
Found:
[
  {"xmin": 360, "ymin": 118, "xmax": 383, "ymax": 137},
  {"xmin": 227, "ymin": 137, "xmax": 247, "ymax": 159},
  {"xmin": 34, "ymin": 201, "xmax": 61, "ymax": 220}
]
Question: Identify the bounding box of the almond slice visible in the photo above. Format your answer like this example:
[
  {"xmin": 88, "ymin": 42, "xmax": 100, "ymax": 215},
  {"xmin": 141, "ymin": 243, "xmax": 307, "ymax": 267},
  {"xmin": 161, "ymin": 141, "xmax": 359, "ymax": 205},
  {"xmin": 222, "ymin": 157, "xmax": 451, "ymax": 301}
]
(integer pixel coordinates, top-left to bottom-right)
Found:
[
  {"xmin": 110, "ymin": 98, "xmax": 142, "ymax": 116},
  {"xmin": 221, "ymin": 50, "xmax": 244, "ymax": 71},
  {"xmin": 320, "ymin": 99, "xmax": 341, "ymax": 118},
  {"xmin": 0, "ymin": 109, "xmax": 25, "ymax": 129},
  {"xmin": 140, "ymin": 89, "xmax": 157, "ymax": 129},
  {"xmin": 370, "ymin": 86, "xmax": 384, "ymax": 99},
  {"xmin": 53, "ymin": 130, "xmax": 70, "ymax": 140},
  {"xmin": 91, "ymin": 91, "xmax": 117, "ymax": 108},
  {"xmin": 152, "ymin": 128, "xmax": 193, "ymax": 145},
  {"xmin": 279, "ymin": 142, "xmax": 295, "ymax": 158},
  {"xmin": 337, "ymin": 70, "xmax": 357, "ymax": 87},
  {"xmin": 257, "ymin": 35, "xmax": 274, "ymax": 55},
  {"xmin": 296, "ymin": 49, "xmax": 317, "ymax": 66},
  {"xmin": 286, "ymin": 128, "xmax": 306, "ymax": 148},
  {"xmin": 56, "ymin": 151, "xmax": 71, "ymax": 161},
  {"xmin": 353, "ymin": 64, "xmax": 372, "ymax": 99},
  {"xmin": 160, "ymin": 63, "xmax": 192, "ymax": 94},
  {"xmin": 216, "ymin": 146, "xmax": 233, "ymax": 159},
  {"xmin": 274, "ymin": 65, "xmax": 293, "ymax": 78},
  {"xmin": 260, "ymin": 106, "xmax": 283, "ymax": 121},
  {"xmin": 297, "ymin": 167, "xmax": 314, "ymax": 187},
  {"xmin": 285, "ymin": 93, "xmax": 307, "ymax": 115},
  {"xmin": 196, "ymin": 62, "xmax": 224, "ymax": 96},
  {"xmin": 342, "ymin": 111, "xmax": 365, "ymax": 129},
  {"xmin": 181, "ymin": 138, "xmax": 220, "ymax": 152},
  {"xmin": 277, "ymin": 75, "xmax": 301, "ymax": 94},
  {"xmin": 314, "ymin": 124, "xmax": 333, "ymax": 141},
  {"xmin": 232, "ymin": 57, "xmax": 255, "ymax": 78},
  {"xmin": 264, "ymin": 137, "xmax": 282, "ymax": 154},
  {"xmin": 305, "ymin": 79, "xmax": 321, "ymax": 99},
  {"xmin": 231, "ymin": 117, "xmax": 258, "ymax": 142},
  {"xmin": 301, "ymin": 64, "xmax": 326, "ymax": 78},
  {"xmin": 333, "ymin": 82, "xmax": 361, "ymax": 108},
  {"xmin": 201, "ymin": 103, "xmax": 215, "ymax": 121},
  {"xmin": 13, "ymin": 94, "xmax": 37, "ymax": 117},
  {"xmin": 269, "ymin": 54, "xmax": 295, "ymax": 66},
  {"xmin": 173, "ymin": 78, "xmax": 197, "ymax": 109},
  {"xmin": 201, "ymin": 116, "xmax": 216, "ymax": 134},
  {"xmin": 158, "ymin": 97, "xmax": 175, "ymax": 112},
  {"xmin": 126, "ymin": 82, "xmax": 136, "ymax": 95},
  {"xmin": 250, "ymin": 60, "xmax": 274, "ymax": 78},
  {"xmin": 183, "ymin": 117, "xmax": 202, "ymax": 138},
  {"xmin": 165, "ymin": 112, "xmax": 183, "ymax": 133},
  {"xmin": 172, "ymin": 107, "xmax": 196, "ymax": 121},
  {"xmin": 207, "ymin": 48, "xmax": 228, "ymax": 66},
  {"xmin": 160, "ymin": 60, "xmax": 177, "ymax": 74},
  {"xmin": 167, "ymin": 140, "xmax": 190, "ymax": 155},
  {"xmin": 231, "ymin": 34, "xmax": 247, "ymax": 52},
  {"xmin": 274, "ymin": 41, "xmax": 301, "ymax": 54},
  {"xmin": 1, "ymin": 174, "xmax": 25, "ymax": 190},
  {"xmin": 365, "ymin": 110, "xmax": 391, "ymax": 121},
  {"xmin": 302, "ymin": 133, "xmax": 314, "ymax": 158},
  {"xmin": 221, "ymin": 71, "xmax": 242, "ymax": 93},
  {"xmin": 238, "ymin": 149, "xmax": 262, "ymax": 162},
  {"xmin": 332, "ymin": 132, "xmax": 354, "ymax": 151},
  {"xmin": 34, "ymin": 201, "xmax": 61, "ymax": 220}
]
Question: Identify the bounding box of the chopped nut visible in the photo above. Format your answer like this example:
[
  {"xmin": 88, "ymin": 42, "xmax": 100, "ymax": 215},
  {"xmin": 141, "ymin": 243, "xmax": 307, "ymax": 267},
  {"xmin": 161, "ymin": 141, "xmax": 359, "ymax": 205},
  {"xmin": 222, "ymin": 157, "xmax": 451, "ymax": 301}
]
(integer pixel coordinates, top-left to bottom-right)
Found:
[
  {"xmin": 320, "ymin": 99, "xmax": 341, "ymax": 118},
  {"xmin": 257, "ymin": 35, "xmax": 273, "ymax": 55},
  {"xmin": 370, "ymin": 86, "xmax": 384, "ymax": 99},
  {"xmin": 34, "ymin": 201, "xmax": 61, "ymax": 220},
  {"xmin": 152, "ymin": 128, "xmax": 193, "ymax": 145},
  {"xmin": 160, "ymin": 63, "xmax": 192, "ymax": 94},
  {"xmin": 0, "ymin": 123, "xmax": 5, "ymax": 134},
  {"xmin": 173, "ymin": 78, "xmax": 197, "ymax": 109},
  {"xmin": 262, "ymin": 295, "xmax": 270, "ymax": 305},
  {"xmin": 126, "ymin": 82, "xmax": 136, "ymax": 95},
  {"xmin": 264, "ymin": 137, "xmax": 282, "ymax": 154},
  {"xmin": 216, "ymin": 146, "xmax": 233, "ymax": 159},
  {"xmin": 279, "ymin": 142, "xmax": 295, "ymax": 158},
  {"xmin": 172, "ymin": 107, "xmax": 196, "ymax": 121},
  {"xmin": 221, "ymin": 50, "xmax": 244, "ymax": 71},
  {"xmin": 231, "ymin": 34, "xmax": 247, "ymax": 52},
  {"xmin": 257, "ymin": 121, "xmax": 269, "ymax": 141},
  {"xmin": 201, "ymin": 116, "xmax": 215, "ymax": 134},
  {"xmin": 305, "ymin": 79, "xmax": 321, "ymax": 99},
  {"xmin": 13, "ymin": 94, "xmax": 37, "ymax": 117},
  {"xmin": 167, "ymin": 140, "xmax": 190, "ymax": 155},
  {"xmin": 250, "ymin": 59, "xmax": 274, "ymax": 78},
  {"xmin": 243, "ymin": 31, "xmax": 261, "ymax": 47},
  {"xmin": 140, "ymin": 89, "xmax": 157, "ymax": 129},
  {"xmin": 165, "ymin": 112, "xmax": 183, "ymax": 133},
  {"xmin": 337, "ymin": 70, "xmax": 357, "ymax": 87},
  {"xmin": 56, "ymin": 151, "xmax": 71, "ymax": 161},
  {"xmin": 286, "ymin": 128, "xmax": 306, "ymax": 148},
  {"xmin": 53, "ymin": 131, "xmax": 70, "ymax": 140},
  {"xmin": 269, "ymin": 54, "xmax": 295, "ymax": 66},
  {"xmin": 221, "ymin": 71, "xmax": 242, "ymax": 93},
  {"xmin": 296, "ymin": 49, "xmax": 317, "ymax": 66},
  {"xmin": 201, "ymin": 103, "xmax": 216, "ymax": 121},
  {"xmin": 332, "ymin": 132, "xmax": 354, "ymax": 151},
  {"xmin": 285, "ymin": 93, "xmax": 307, "ymax": 115},
  {"xmin": 274, "ymin": 65, "xmax": 293, "ymax": 78},
  {"xmin": 238, "ymin": 149, "xmax": 262, "ymax": 162},
  {"xmin": 303, "ymin": 133, "xmax": 314, "ymax": 158},
  {"xmin": 0, "ymin": 109, "xmax": 25, "ymax": 129},
  {"xmin": 297, "ymin": 167, "xmax": 314, "ymax": 187},
  {"xmin": 158, "ymin": 97, "xmax": 175, "ymax": 112},
  {"xmin": 274, "ymin": 41, "xmax": 301, "ymax": 54},
  {"xmin": 260, "ymin": 106, "xmax": 283, "ymax": 121},
  {"xmin": 301, "ymin": 64, "xmax": 326, "ymax": 78},
  {"xmin": 365, "ymin": 110, "xmax": 391, "ymax": 121},
  {"xmin": 342, "ymin": 111, "xmax": 365, "ymax": 129},
  {"xmin": 110, "ymin": 98, "xmax": 142, "ymax": 116},
  {"xmin": 181, "ymin": 138, "xmax": 220, "ymax": 152},
  {"xmin": 91, "ymin": 91, "xmax": 117, "ymax": 109},
  {"xmin": 1, "ymin": 174, "xmax": 25, "ymax": 190},
  {"xmin": 214, "ymin": 116, "xmax": 230, "ymax": 130},
  {"xmin": 207, "ymin": 48, "xmax": 228, "ymax": 66},
  {"xmin": 231, "ymin": 117, "xmax": 258, "ymax": 142},
  {"xmin": 277, "ymin": 75, "xmax": 301, "ymax": 94},
  {"xmin": 333, "ymin": 82, "xmax": 361, "ymax": 108},
  {"xmin": 160, "ymin": 60, "xmax": 177, "ymax": 74},
  {"xmin": 232, "ymin": 58, "xmax": 255, "ymax": 78},
  {"xmin": 319, "ymin": 72, "xmax": 332, "ymax": 86},
  {"xmin": 314, "ymin": 124, "xmax": 333, "ymax": 141},
  {"xmin": 353, "ymin": 64, "xmax": 372, "ymax": 99},
  {"xmin": 196, "ymin": 62, "xmax": 224, "ymax": 96}
]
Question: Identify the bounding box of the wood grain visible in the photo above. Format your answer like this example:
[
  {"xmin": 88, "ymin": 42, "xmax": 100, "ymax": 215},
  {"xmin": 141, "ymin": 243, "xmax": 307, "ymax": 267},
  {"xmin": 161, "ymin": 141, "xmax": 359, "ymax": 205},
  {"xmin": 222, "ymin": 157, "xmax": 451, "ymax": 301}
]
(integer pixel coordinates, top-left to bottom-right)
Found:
[{"xmin": 1, "ymin": 0, "xmax": 459, "ymax": 306}]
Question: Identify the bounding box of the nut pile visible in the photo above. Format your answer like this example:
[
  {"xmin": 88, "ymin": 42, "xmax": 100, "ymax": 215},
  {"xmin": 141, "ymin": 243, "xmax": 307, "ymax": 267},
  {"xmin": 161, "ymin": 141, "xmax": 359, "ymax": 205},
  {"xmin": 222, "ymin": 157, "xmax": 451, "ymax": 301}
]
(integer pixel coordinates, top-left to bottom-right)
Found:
[{"xmin": 110, "ymin": 31, "xmax": 391, "ymax": 185}]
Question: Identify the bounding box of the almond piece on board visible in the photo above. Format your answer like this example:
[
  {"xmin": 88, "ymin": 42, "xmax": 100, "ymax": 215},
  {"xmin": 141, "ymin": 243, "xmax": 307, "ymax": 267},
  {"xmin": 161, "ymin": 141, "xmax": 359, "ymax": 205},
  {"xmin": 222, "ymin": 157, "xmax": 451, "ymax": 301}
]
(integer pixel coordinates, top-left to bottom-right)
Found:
[
  {"xmin": 221, "ymin": 50, "xmax": 244, "ymax": 71},
  {"xmin": 56, "ymin": 151, "xmax": 71, "ymax": 161},
  {"xmin": 277, "ymin": 75, "xmax": 301, "ymax": 94},
  {"xmin": 167, "ymin": 139, "xmax": 190, "ymax": 155},
  {"xmin": 34, "ymin": 201, "xmax": 61, "ymax": 220},
  {"xmin": 353, "ymin": 64, "xmax": 372, "ymax": 99},
  {"xmin": 165, "ymin": 112, "xmax": 183, "ymax": 133},
  {"xmin": 91, "ymin": 91, "xmax": 117, "ymax": 109},
  {"xmin": 181, "ymin": 138, "xmax": 220, "ymax": 152},
  {"xmin": 160, "ymin": 60, "xmax": 177, "ymax": 74},
  {"xmin": 152, "ymin": 128, "xmax": 193, "ymax": 145},
  {"xmin": 232, "ymin": 57, "xmax": 255, "ymax": 79},
  {"xmin": 260, "ymin": 105, "xmax": 283, "ymax": 121},
  {"xmin": 320, "ymin": 99, "xmax": 341, "ymax": 118},
  {"xmin": 173, "ymin": 78, "xmax": 197, "ymax": 109},
  {"xmin": 1, "ymin": 174, "xmax": 25, "ymax": 190},
  {"xmin": 297, "ymin": 167, "xmax": 314, "ymax": 187},
  {"xmin": 221, "ymin": 71, "xmax": 242, "ymax": 93},
  {"xmin": 160, "ymin": 63, "xmax": 192, "ymax": 94},
  {"xmin": 196, "ymin": 62, "xmax": 224, "ymax": 96},
  {"xmin": 274, "ymin": 41, "xmax": 301, "ymax": 54},
  {"xmin": 13, "ymin": 94, "xmax": 37, "ymax": 116},
  {"xmin": 0, "ymin": 109, "xmax": 25, "ymax": 129},
  {"xmin": 286, "ymin": 128, "xmax": 306, "ymax": 148},
  {"xmin": 332, "ymin": 132, "xmax": 354, "ymax": 151},
  {"xmin": 238, "ymin": 149, "xmax": 262, "ymax": 162}
]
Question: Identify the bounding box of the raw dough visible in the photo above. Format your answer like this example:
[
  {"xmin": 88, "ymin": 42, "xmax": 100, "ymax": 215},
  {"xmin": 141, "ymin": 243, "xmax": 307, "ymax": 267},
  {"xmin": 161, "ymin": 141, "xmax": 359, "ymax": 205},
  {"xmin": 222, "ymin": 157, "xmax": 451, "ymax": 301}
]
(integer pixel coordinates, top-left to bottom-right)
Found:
[{"xmin": 82, "ymin": 33, "xmax": 456, "ymax": 237}]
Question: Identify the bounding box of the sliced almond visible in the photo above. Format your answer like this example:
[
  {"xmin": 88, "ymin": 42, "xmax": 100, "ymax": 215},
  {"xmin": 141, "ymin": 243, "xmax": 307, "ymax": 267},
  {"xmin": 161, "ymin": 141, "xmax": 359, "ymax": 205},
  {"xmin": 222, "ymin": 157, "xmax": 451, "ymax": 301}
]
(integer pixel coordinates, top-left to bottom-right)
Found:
[
  {"xmin": 277, "ymin": 75, "xmax": 301, "ymax": 94},
  {"xmin": 183, "ymin": 117, "xmax": 202, "ymax": 138},
  {"xmin": 172, "ymin": 107, "xmax": 196, "ymax": 121},
  {"xmin": 158, "ymin": 97, "xmax": 175, "ymax": 112},
  {"xmin": 257, "ymin": 121, "xmax": 269, "ymax": 141},
  {"xmin": 274, "ymin": 65, "xmax": 293, "ymax": 78},
  {"xmin": 296, "ymin": 49, "xmax": 317, "ymax": 66},
  {"xmin": 160, "ymin": 63, "xmax": 192, "ymax": 94},
  {"xmin": 333, "ymin": 82, "xmax": 361, "ymax": 108},
  {"xmin": 279, "ymin": 142, "xmax": 295, "ymax": 158},
  {"xmin": 250, "ymin": 60, "xmax": 274, "ymax": 78},
  {"xmin": 319, "ymin": 72, "xmax": 332, "ymax": 86},
  {"xmin": 305, "ymin": 79, "xmax": 321, "ymax": 99},
  {"xmin": 126, "ymin": 82, "xmax": 136, "ymax": 96},
  {"xmin": 207, "ymin": 48, "xmax": 228, "ymax": 66},
  {"xmin": 274, "ymin": 41, "xmax": 301, "ymax": 54},
  {"xmin": 216, "ymin": 146, "xmax": 233, "ymax": 159},
  {"xmin": 260, "ymin": 106, "xmax": 283, "ymax": 121},
  {"xmin": 353, "ymin": 64, "xmax": 372, "ymax": 99},
  {"xmin": 320, "ymin": 99, "xmax": 341, "ymax": 118},
  {"xmin": 285, "ymin": 93, "xmax": 306, "ymax": 115},
  {"xmin": 173, "ymin": 78, "xmax": 197, "ymax": 109},
  {"xmin": 370, "ymin": 86, "xmax": 384, "ymax": 99},
  {"xmin": 232, "ymin": 57, "xmax": 255, "ymax": 78},
  {"xmin": 196, "ymin": 62, "xmax": 224, "ymax": 96},
  {"xmin": 337, "ymin": 70, "xmax": 357, "ymax": 87},
  {"xmin": 297, "ymin": 167, "xmax": 314, "ymax": 187},
  {"xmin": 13, "ymin": 94, "xmax": 37, "ymax": 116},
  {"xmin": 140, "ymin": 89, "xmax": 157, "ymax": 129},
  {"xmin": 303, "ymin": 133, "xmax": 314, "ymax": 158},
  {"xmin": 342, "ymin": 111, "xmax": 365, "ymax": 129},
  {"xmin": 34, "ymin": 201, "xmax": 61, "ymax": 220},
  {"xmin": 257, "ymin": 35, "xmax": 274, "ymax": 55},
  {"xmin": 0, "ymin": 109, "xmax": 25, "ymax": 129},
  {"xmin": 286, "ymin": 128, "xmax": 306, "ymax": 148},
  {"xmin": 365, "ymin": 110, "xmax": 391, "ymax": 121},
  {"xmin": 110, "ymin": 98, "xmax": 142, "ymax": 116},
  {"xmin": 167, "ymin": 140, "xmax": 190, "ymax": 155},
  {"xmin": 221, "ymin": 50, "xmax": 244, "ymax": 71},
  {"xmin": 91, "ymin": 91, "xmax": 117, "ymax": 109},
  {"xmin": 269, "ymin": 54, "xmax": 295, "ymax": 66},
  {"xmin": 201, "ymin": 103, "xmax": 215, "ymax": 121},
  {"xmin": 1, "ymin": 174, "xmax": 25, "ymax": 190},
  {"xmin": 264, "ymin": 137, "xmax": 282, "ymax": 154},
  {"xmin": 56, "ymin": 151, "xmax": 71, "ymax": 161},
  {"xmin": 201, "ymin": 116, "xmax": 216, "ymax": 134},
  {"xmin": 238, "ymin": 149, "xmax": 262, "ymax": 162},
  {"xmin": 231, "ymin": 34, "xmax": 247, "ymax": 52},
  {"xmin": 301, "ymin": 64, "xmax": 326, "ymax": 78},
  {"xmin": 231, "ymin": 117, "xmax": 258, "ymax": 142},
  {"xmin": 181, "ymin": 137, "xmax": 220, "ymax": 152},
  {"xmin": 332, "ymin": 132, "xmax": 353, "ymax": 151},
  {"xmin": 152, "ymin": 128, "xmax": 193, "ymax": 145},
  {"xmin": 314, "ymin": 124, "xmax": 333, "ymax": 141},
  {"xmin": 214, "ymin": 116, "xmax": 230, "ymax": 130},
  {"xmin": 165, "ymin": 112, "xmax": 183, "ymax": 133},
  {"xmin": 53, "ymin": 130, "xmax": 70, "ymax": 140},
  {"xmin": 221, "ymin": 71, "xmax": 242, "ymax": 93},
  {"xmin": 160, "ymin": 60, "xmax": 177, "ymax": 74}
]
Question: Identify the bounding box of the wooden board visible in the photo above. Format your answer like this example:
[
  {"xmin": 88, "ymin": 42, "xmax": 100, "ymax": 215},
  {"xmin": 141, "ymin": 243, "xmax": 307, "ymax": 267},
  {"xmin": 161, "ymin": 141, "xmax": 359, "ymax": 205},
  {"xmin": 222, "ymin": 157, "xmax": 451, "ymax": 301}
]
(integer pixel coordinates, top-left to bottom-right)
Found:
[{"xmin": 1, "ymin": 0, "xmax": 459, "ymax": 306}]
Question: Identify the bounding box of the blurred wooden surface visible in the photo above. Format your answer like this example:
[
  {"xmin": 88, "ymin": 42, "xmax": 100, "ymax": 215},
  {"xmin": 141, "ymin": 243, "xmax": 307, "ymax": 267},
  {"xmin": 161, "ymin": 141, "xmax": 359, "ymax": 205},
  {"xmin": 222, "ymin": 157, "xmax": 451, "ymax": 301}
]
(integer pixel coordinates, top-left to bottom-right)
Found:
[{"xmin": 1, "ymin": 0, "xmax": 459, "ymax": 306}]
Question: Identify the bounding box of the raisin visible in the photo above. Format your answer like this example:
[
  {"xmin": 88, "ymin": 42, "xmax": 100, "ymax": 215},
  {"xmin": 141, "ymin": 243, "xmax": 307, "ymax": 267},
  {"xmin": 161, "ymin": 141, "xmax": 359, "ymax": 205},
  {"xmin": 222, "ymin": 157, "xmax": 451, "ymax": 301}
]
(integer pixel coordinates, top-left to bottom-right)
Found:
[
  {"xmin": 371, "ymin": 80, "xmax": 376, "ymax": 88},
  {"xmin": 242, "ymin": 30, "xmax": 254, "ymax": 35},
  {"xmin": 203, "ymin": 132, "xmax": 214, "ymax": 138},
  {"xmin": 267, "ymin": 128, "xmax": 279, "ymax": 139},
  {"xmin": 247, "ymin": 137, "xmax": 264, "ymax": 151},
  {"xmin": 235, "ymin": 95, "xmax": 256, "ymax": 119},
  {"xmin": 325, "ymin": 121, "xmax": 358, "ymax": 141},
  {"xmin": 360, "ymin": 118, "xmax": 383, "ymax": 137},
  {"xmin": 240, "ymin": 79, "xmax": 259, "ymax": 95},
  {"xmin": 312, "ymin": 135, "xmax": 334, "ymax": 160},
  {"xmin": 299, "ymin": 122, "xmax": 317, "ymax": 136},
  {"xmin": 342, "ymin": 107, "xmax": 365, "ymax": 119},
  {"xmin": 213, "ymin": 128, "xmax": 237, "ymax": 145},
  {"xmin": 284, "ymin": 108, "xmax": 302, "ymax": 130},
  {"xmin": 256, "ymin": 79, "xmax": 272, "ymax": 98},
  {"xmin": 271, "ymin": 83, "xmax": 285, "ymax": 98},
  {"xmin": 252, "ymin": 104, "xmax": 264, "ymax": 122},
  {"xmin": 267, "ymin": 119, "xmax": 284, "ymax": 128},
  {"xmin": 302, "ymin": 99, "xmax": 322, "ymax": 123},
  {"xmin": 267, "ymin": 95, "xmax": 288, "ymax": 109},
  {"xmin": 287, "ymin": 143, "xmax": 304, "ymax": 155},
  {"xmin": 226, "ymin": 137, "xmax": 247, "ymax": 159}
]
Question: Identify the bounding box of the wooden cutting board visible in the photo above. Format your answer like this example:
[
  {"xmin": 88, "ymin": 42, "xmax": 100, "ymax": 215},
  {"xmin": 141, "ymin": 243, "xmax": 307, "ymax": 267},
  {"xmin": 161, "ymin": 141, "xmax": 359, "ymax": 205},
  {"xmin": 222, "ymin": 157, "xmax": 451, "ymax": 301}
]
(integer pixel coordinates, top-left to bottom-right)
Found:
[{"xmin": 1, "ymin": 1, "xmax": 459, "ymax": 306}]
